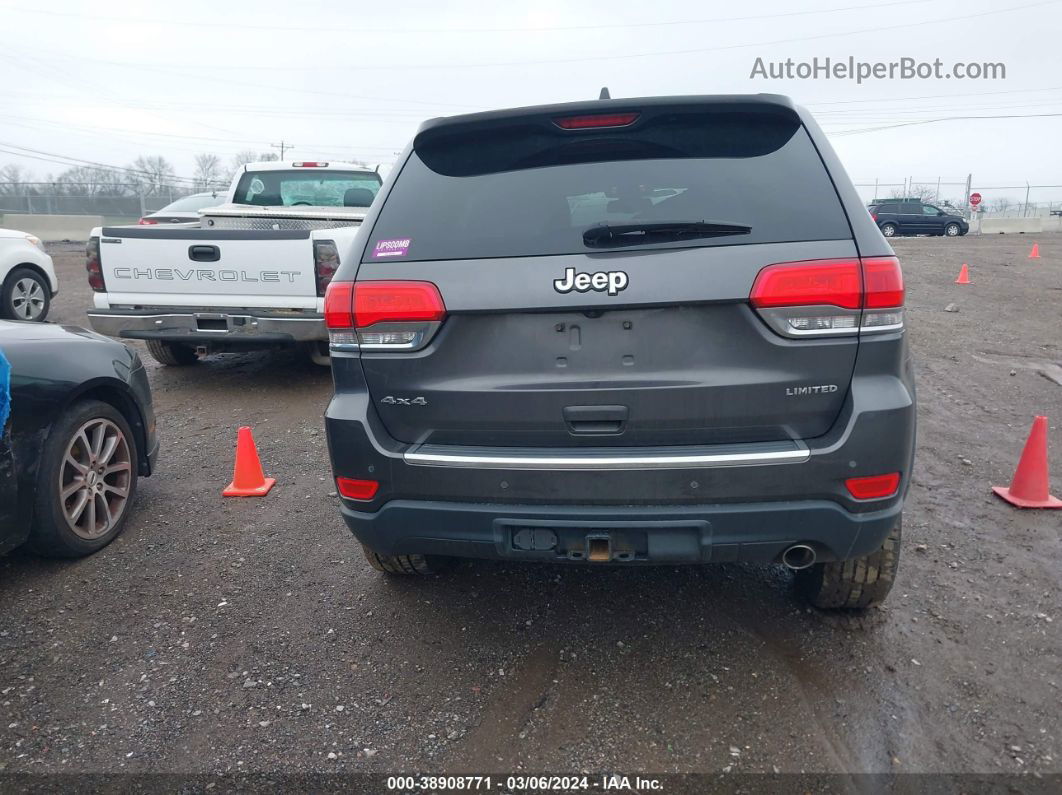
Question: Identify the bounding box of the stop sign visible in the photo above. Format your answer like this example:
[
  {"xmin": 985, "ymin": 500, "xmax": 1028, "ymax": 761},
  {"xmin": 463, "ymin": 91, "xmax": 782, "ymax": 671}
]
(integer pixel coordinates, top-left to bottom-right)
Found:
[{"xmin": 970, "ymin": 192, "xmax": 982, "ymax": 206}]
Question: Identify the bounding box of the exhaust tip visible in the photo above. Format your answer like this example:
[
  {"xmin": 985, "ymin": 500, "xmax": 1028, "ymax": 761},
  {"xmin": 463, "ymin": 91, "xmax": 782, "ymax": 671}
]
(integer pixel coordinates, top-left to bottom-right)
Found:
[{"xmin": 782, "ymin": 544, "xmax": 816, "ymax": 570}]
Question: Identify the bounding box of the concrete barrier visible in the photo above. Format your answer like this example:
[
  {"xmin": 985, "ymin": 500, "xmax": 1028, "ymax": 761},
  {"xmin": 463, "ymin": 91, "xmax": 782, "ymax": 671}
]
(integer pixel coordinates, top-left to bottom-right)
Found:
[
  {"xmin": 979, "ymin": 217, "xmax": 1043, "ymax": 234},
  {"xmin": 0, "ymin": 214, "xmax": 103, "ymax": 241}
]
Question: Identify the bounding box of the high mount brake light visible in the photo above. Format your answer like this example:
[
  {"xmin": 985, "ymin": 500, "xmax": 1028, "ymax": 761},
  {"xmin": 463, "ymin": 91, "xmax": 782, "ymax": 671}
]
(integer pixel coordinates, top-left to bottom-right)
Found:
[
  {"xmin": 324, "ymin": 281, "xmax": 446, "ymax": 351},
  {"xmin": 553, "ymin": 112, "xmax": 640, "ymax": 130},
  {"xmin": 293, "ymin": 161, "xmax": 328, "ymax": 167},
  {"xmin": 749, "ymin": 257, "xmax": 903, "ymax": 337}
]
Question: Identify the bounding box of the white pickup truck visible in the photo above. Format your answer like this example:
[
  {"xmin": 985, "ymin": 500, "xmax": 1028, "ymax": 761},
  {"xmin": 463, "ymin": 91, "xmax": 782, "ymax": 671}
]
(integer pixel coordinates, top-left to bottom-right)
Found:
[{"xmin": 86, "ymin": 161, "xmax": 382, "ymax": 365}]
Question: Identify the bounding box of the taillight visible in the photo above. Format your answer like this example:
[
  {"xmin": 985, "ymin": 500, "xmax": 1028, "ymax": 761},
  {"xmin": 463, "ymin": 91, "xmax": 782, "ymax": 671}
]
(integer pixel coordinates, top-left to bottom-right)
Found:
[
  {"xmin": 845, "ymin": 473, "xmax": 901, "ymax": 500},
  {"xmin": 335, "ymin": 477, "xmax": 379, "ymax": 500},
  {"xmin": 313, "ymin": 239, "xmax": 340, "ymax": 296},
  {"xmin": 553, "ymin": 112, "xmax": 640, "ymax": 129},
  {"xmin": 85, "ymin": 236, "xmax": 106, "ymax": 292},
  {"xmin": 749, "ymin": 257, "xmax": 903, "ymax": 337},
  {"xmin": 324, "ymin": 280, "xmax": 446, "ymax": 351},
  {"xmin": 870, "ymin": 213, "xmax": 878, "ymax": 222},
  {"xmin": 860, "ymin": 257, "xmax": 905, "ymax": 330},
  {"xmin": 138, "ymin": 218, "xmax": 158, "ymax": 225},
  {"xmin": 750, "ymin": 260, "xmax": 862, "ymax": 310}
]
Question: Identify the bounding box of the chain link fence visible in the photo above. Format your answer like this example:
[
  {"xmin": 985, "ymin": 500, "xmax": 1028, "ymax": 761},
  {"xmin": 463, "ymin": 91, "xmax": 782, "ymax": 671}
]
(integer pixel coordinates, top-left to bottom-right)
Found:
[
  {"xmin": 0, "ymin": 183, "xmax": 226, "ymax": 223},
  {"xmin": 853, "ymin": 179, "xmax": 1062, "ymax": 220}
]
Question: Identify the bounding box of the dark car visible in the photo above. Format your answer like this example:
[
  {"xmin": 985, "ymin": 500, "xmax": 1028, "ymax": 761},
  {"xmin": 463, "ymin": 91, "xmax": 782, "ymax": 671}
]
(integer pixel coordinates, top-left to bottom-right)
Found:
[
  {"xmin": 322, "ymin": 94, "xmax": 915, "ymax": 609},
  {"xmin": 139, "ymin": 191, "xmax": 225, "ymax": 225},
  {"xmin": 869, "ymin": 200, "xmax": 968, "ymax": 238},
  {"xmin": 0, "ymin": 321, "xmax": 158, "ymax": 557}
]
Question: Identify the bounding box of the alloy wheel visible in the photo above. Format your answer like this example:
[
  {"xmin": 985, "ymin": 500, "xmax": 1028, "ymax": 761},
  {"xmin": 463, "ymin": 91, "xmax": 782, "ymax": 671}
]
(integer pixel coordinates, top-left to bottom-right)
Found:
[
  {"xmin": 59, "ymin": 418, "xmax": 132, "ymax": 539},
  {"xmin": 11, "ymin": 277, "xmax": 46, "ymax": 320}
]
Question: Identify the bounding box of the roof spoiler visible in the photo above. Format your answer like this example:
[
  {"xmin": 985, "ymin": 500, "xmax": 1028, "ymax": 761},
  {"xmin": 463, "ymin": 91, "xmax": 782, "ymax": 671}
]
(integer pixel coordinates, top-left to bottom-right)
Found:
[{"xmin": 414, "ymin": 94, "xmax": 798, "ymax": 149}]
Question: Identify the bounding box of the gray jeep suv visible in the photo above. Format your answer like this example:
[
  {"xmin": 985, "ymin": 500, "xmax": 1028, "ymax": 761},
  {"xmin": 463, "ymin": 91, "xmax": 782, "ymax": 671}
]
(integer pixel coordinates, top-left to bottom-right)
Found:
[{"xmin": 323, "ymin": 94, "xmax": 915, "ymax": 609}]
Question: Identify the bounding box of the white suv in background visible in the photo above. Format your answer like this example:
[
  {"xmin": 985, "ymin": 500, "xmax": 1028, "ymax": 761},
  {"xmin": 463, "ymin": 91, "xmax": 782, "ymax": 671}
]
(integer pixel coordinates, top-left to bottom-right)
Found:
[{"xmin": 0, "ymin": 228, "xmax": 59, "ymax": 322}]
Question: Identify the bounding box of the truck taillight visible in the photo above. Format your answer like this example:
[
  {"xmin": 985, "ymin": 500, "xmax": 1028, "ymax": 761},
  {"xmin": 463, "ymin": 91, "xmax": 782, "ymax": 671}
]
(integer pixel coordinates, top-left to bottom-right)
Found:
[
  {"xmin": 313, "ymin": 239, "xmax": 340, "ymax": 296},
  {"xmin": 324, "ymin": 280, "xmax": 446, "ymax": 351},
  {"xmin": 749, "ymin": 257, "xmax": 903, "ymax": 338},
  {"xmin": 85, "ymin": 236, "xmax": 106, "ymax": 292}
]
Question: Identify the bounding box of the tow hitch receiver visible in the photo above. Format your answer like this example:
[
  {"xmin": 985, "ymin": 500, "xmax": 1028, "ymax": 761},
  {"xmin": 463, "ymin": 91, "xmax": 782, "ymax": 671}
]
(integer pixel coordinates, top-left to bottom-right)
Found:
[{"xmin": 587, "ymin": 535, "xmax": 611, "ymax": 562}]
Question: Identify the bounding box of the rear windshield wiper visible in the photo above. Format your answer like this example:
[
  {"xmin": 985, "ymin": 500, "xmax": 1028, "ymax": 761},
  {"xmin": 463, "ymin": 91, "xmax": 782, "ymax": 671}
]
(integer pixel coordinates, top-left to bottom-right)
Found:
[{"xmin": 582, "ymin": 220, "xmax": 752, "ymax": 248}]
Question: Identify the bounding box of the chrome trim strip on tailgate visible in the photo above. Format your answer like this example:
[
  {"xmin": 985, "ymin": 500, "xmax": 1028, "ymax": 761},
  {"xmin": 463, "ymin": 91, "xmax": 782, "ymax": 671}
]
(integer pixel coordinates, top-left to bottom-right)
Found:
[{"xmin": 404, "ymin": 441, "xmax": 810, "ymax": 470}]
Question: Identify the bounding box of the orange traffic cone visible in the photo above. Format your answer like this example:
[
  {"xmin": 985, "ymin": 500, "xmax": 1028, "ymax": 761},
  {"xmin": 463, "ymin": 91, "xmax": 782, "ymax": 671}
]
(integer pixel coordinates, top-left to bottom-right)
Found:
[
  {"xmin": 992, "ymin": 416, "xmax": 1062, "ymax": 508},
  {"xmin": 222, "ymin": 426, "xmax": 276, "ymax": 497},
  {"xmin": 1028, "ymin": 242, "xmax": 1041, "ymax": 259},
  {"xmin": 955, "ymin": 263, "xmax": 971, "ymax": 284}
]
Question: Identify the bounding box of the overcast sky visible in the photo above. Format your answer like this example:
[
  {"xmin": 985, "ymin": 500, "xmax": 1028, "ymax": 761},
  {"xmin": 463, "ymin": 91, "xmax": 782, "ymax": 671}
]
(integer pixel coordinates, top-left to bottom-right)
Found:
[{"xmin": 1, "ymin": 0, "xmax": 1060, "ymax": 204}]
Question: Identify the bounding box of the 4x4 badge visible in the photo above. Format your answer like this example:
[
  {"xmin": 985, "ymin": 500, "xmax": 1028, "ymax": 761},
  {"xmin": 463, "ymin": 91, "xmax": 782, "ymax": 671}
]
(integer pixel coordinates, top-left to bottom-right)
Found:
[
  {"xmin": 553, "ymin": 267, "xmax": 629, "ymax": 296},
  {"xmin": 380, "ymin": 396, "xmax": 428, "ymax": 406}
]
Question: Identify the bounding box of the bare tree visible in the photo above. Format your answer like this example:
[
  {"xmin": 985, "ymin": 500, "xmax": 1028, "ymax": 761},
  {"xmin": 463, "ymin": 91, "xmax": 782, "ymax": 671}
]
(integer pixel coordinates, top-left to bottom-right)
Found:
[
  {"xmin": 54, "ymin": 166, "xmax": 131, "ymax": 197},
  {"xmin": 193, "ymin": 154, "xmax": 223, "ymax": 191},
  {"xmin": 989, "ymin": 197, "xmax": 1012, "ymax": 216},
  {"xmin": 227, "ymin": 150, "xmax": 280, "ymax": 179},
  {"xmin": 127, "ymin": 155, "xmax": 177, "ymax": 196},
  {"xmin": 0, "ymin": 164, "xmax": 33, "ymax": 195},
  {"xmin": 889, "ymin": 185, "xmax": 938, "ymax": 203}
]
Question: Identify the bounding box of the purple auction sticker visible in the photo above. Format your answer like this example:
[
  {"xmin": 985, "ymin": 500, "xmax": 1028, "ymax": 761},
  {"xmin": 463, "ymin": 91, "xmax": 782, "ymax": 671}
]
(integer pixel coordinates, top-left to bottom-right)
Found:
[{"xmin": 371, "ymin": 238, "xmax": 412, "ymax": 259}]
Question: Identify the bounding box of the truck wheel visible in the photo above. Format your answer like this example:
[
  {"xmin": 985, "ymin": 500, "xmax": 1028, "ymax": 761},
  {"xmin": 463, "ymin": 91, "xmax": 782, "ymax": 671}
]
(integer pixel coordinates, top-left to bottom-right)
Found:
[
  {"xmin": 1, "ymin": 267, "xmax": 50, "ymax": 321},
  {"xmin": 28, "ymin": 400, "xmax": 139, "ymax": 558},
  {"xmin": 361, "ymin": 544, "xmax": 447, "ymax": 575},
  {"xmin": 795, "ymin": 518, "xmax": 902, "ymax": 609},
  {"xmin": 145, "ymin": 339, "xmax": 198, "ymax": 366}
]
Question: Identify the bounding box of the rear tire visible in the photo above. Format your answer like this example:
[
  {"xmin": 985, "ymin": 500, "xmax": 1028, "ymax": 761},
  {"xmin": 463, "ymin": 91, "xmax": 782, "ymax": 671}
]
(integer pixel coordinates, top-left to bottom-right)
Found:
[
  {"xmin": 880, "ymin": 223, "xmax": 898, "ymax": 238},
  {"xmin": 145, "ymin": 339, "xmax": 198, "ymax": 366},
  {"xmin": 27, "ymin": 400, "xmax": 139, "ymax": 558},
  {"xmin": 796, "ymin": 518, "xmax": 902, "ymax": 609},
  {"xmin": 361, "ymin": 544, "xmax": 447, "ymax": 575}
]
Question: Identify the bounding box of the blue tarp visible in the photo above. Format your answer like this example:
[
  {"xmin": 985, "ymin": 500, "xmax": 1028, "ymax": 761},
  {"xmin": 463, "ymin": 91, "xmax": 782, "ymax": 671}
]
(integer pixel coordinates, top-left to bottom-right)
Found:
[{"xmin": 0, "ymin": 348, "xmax": 10, "ymax": 430}]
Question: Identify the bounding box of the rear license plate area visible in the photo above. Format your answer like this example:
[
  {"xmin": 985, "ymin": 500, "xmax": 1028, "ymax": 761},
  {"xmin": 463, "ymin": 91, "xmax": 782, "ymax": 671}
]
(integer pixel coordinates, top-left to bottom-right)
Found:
[{"xmin": 497, "ymin": 519, "xmax": 709, "ymax": 563}]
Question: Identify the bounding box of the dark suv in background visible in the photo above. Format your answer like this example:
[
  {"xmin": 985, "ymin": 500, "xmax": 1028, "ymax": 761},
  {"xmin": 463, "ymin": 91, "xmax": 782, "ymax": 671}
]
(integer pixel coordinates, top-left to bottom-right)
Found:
[
  {"xmin": 869, "ymin": 200, "xmax": 968, "ymax": 238},
  {"xmin": 323, "ymin": 94, "xmax": 916, "ymax": 609}
]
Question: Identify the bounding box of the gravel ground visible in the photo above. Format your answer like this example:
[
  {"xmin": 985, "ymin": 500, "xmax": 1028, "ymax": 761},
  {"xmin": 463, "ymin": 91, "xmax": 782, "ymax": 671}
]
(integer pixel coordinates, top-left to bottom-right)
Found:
[{"xmin": 1, "ymin": 234, "xmax": 1059, "ymax": 778}]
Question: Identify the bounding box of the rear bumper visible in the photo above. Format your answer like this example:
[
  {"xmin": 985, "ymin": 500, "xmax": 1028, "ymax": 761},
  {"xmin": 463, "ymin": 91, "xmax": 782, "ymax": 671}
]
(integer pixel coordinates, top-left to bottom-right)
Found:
[
  {"xmin": 326, "ymin": 333, "xmax": 916, "ymax": 565},
  {"xmin": 87, "ymin": 309, "xmax": 325, "ymax": 344},
  {"xmin": 340, "ymin": 498, "xmax": 902, "ymax": 564}
]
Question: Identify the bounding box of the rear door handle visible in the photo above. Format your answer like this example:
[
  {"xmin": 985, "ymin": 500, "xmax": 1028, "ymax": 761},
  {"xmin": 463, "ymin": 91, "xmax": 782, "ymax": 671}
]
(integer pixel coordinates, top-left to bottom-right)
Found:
[
  {"xmin": 188, "ymin": 244, "xmax": 220, "ymax": 262},
  {"xmin": 563, "ymin": 405, "xmax": 628, "ymax": 435}
]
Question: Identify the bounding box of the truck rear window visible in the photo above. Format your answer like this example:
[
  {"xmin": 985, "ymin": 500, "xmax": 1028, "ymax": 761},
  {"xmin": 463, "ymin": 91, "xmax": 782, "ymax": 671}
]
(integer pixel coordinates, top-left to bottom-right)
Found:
[
  {"xmin": 233, "ymin": 171, "xmax": 382, "ymax": 208},
  {"xmin": 365, "ymin": 113, "xmax": 851, "ymax": 262}
]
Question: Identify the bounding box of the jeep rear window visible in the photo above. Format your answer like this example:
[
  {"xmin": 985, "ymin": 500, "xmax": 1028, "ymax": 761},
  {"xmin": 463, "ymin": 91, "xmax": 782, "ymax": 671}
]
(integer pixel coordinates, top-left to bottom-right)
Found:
[{"xmin": 365, "ymin": 113, "xmax": 851, "ymax": 262}]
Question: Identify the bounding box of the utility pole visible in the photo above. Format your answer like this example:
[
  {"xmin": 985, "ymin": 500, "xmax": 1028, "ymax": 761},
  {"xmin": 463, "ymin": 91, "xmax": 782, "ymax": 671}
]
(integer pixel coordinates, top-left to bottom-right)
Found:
[{"xmin": 271, "ymin": 141, "xmax": 294, "ymax": 159}]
